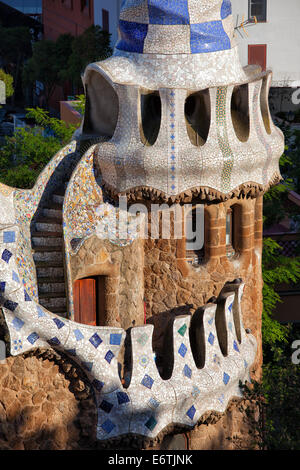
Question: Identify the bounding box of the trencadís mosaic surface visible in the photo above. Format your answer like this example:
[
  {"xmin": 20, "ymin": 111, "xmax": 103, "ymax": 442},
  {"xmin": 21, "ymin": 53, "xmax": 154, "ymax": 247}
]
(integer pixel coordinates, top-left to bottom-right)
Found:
[{"xmin": 0, "ymin": 0, "xmax": 283, "ymax": 441}]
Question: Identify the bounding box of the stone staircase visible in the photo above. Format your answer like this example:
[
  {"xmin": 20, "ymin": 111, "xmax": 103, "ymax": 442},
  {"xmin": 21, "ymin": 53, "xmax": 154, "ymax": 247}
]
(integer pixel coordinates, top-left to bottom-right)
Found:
[{"xmin": 32, "ymin": 189, "xmax": 67, "ymax": 317}]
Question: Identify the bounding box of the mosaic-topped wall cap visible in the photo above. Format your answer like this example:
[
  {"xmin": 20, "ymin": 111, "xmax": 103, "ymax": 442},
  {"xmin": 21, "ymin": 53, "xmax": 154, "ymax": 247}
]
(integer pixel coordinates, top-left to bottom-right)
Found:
[{"xmin": 84, "ymin": 0, "xmax": 261, "ymax": 90}]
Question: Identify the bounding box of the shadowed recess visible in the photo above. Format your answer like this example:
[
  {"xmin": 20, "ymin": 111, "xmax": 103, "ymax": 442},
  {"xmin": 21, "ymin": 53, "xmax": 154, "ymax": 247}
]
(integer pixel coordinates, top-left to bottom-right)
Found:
[
  {"xmin": 231, "ymin": 84, "xmax": 250, "ymax": 143},
  {"xmin": 185, "ymin": 89, "xmax": 211, "ymax": 147}
]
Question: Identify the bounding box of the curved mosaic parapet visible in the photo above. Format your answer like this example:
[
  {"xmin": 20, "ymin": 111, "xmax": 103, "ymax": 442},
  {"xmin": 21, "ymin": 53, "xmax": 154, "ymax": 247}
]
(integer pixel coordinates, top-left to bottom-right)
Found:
[
  {"xmin": 0, "ymin": 251, "xmax": 256, "ymax": 440},
  {"xmin": 0, "ymin": 142, "xmax": 79, "ymax": 304}
]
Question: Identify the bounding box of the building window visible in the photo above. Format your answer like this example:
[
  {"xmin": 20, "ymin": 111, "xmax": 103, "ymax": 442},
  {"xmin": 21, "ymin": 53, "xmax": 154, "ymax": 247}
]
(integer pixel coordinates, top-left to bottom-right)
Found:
[
  {"xmin": 226, "ymin": 209, "xmax": 235, "ymax": 258},
  {"xmin": 61, "ymin": 0, "xmax": 73, "ymax": 8},
  {"xmin": 249, "ymin": 0, "xmax": 267, "ymax": 22},
  {"xmin": 102, "ymin": 9, "xmax": 109, "ymax": 32},
  {"xmin": 248, "ymin": 44, "xmax": 267, "ymax": 71},
  {"xmin": 81, "ymin": 0, "xmax": 89, "ymax": 12},
  {"xmin": 185, "ymin": 207, "xmax": 205, "ymax": 265}
]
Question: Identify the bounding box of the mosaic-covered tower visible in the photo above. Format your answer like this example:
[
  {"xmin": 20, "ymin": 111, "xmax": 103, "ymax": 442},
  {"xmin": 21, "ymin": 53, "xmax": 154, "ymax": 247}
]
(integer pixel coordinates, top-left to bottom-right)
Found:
[{"xmin": 0, "ymin": 0, "xmax": 283, "ymax": 450}]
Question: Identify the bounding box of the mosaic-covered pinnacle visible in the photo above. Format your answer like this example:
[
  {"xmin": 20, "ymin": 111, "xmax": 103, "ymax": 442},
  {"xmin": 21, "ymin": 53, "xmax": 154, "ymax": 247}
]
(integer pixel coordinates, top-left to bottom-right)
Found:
[{"xmin": 116, "ymin": 0, "xmax": 234, "ymax": 55}]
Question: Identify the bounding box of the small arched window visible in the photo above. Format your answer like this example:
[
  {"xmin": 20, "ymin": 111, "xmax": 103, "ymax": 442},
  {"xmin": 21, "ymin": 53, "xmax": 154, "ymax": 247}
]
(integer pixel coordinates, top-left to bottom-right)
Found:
[
  {"xmin": 226, "ymin": 208, "xmax": 235, "ymax": 258},
  {"xmin": 185, "ymin": 206, "xmax": 205, "ymax": 265}
]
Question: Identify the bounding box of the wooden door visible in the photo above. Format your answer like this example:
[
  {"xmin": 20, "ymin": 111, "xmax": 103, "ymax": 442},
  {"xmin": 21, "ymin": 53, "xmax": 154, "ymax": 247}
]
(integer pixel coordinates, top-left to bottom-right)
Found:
[{"xmin": 74, "ymin": 278, "xmax": 97, "ymax": 326}]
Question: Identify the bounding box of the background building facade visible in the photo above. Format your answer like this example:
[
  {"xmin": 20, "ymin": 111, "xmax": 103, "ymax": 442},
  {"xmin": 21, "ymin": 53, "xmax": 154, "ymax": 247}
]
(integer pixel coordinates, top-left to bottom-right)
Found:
[{"xmin": 231, "ymin": 0, "xmax": 300, "ymax": 112}]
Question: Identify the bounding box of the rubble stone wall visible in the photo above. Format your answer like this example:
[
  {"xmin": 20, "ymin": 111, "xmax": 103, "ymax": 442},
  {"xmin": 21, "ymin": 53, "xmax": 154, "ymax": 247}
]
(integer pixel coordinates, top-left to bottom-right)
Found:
[{"xmin": 144, "ymin": 196, "xmax": 264, "ymax": 381}]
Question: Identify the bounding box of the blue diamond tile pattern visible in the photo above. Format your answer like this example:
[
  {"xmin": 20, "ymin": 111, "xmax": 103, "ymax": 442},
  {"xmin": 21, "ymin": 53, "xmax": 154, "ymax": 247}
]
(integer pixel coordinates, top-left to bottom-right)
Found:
[
  {"xmin": 99, "ymin": 400, "xmax": 114, "ymax": 414},
  {"xmin": 186, "ymin": 405, "xmax": 196, "ymax": 420},
  {"xmin": 223, "ymin": 372, "xmax": 230, "ymax": 385},
  {"xmin": 53, "ymin": 318, "xmax": 65, "ymax": 329},
  {"xmin": 12, "ymin": 271, "xmax": 20, "ymax": 283},
  {"xmin": 178, "ymin": 343, "xmax": 187, "ymax": 358},
  {"xmin": 110, "ymin": 333, "xmax": 122, "ymax": 346},
  {"xmin": 148, "ymin": 397, "xmax": 160, "ymax": 409},
  {"xmin": 141, "ymin": 374, "xmax": 154, "ymax": 389},
  {"xmin": 233, "ymin": 340, "xmax": 240, "ymax": 353},
  {"xmin": 4, "ymin": 300, "xmax": 18, "ymax": 311},
  {"xmin": 48, "ymin": 337, "xmax": 60, "ymax": 346},
  {"xmin": 12, "ymin": 317, "xmax": 24, "ymax": 331},
  {"xmin": 24, "ymin": 290, "xmax": 31, "ymax": 301},
  {"xmin": 104, "ymin": 350, "xmax": 115, "ymax": 364},
  {"xmin": 208, "ymin": 332, "xmax": 215, "ymax": 346},
  {"xmin": 145, "ymin": 416, "xmax": 157, "ymax": 431},
  {"xmin": 74, "ymin": 329, "xmax": 84, "ymax": 341},
  {"xmin": 2, "ymin": 249, "xmax": 12, "ymax": 263},
  {"xmin": 37, "ymin": 306, "xmax": 46, "ymax": 318},
  {"xmin": 0, "ymin": 281, "xmax": 5, "ymax": 293},
  {"xmin": 89, "ymin": 333, "xmax": 103, "ymax": 349},
  {"xmin": 183, "ymin": 364, "xmax": 192, "ymax": 379},
  {"xmin": 27, "ymin": 332, "xmax": 39, "ymax": 344},
  {"xmin": 93, "ymin": 379, "xmax": 105, "ymax": 392},
  {"xmin": 3, "ymin": 231, "xmax": 15, "ymax": 243},
  {"xmin": 117, "ymin": 392, "xmax": 130, "ymax": 405},
  {"xmin": 101, "ymin": 419, "xmax": 115, "ymax": 434}
]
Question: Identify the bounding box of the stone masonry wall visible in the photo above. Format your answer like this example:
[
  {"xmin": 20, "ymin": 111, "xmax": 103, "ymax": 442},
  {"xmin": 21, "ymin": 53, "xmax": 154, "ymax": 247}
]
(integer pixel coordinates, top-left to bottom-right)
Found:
[
  {"xmin": 144, "ymin": 196, "xmax": 264, "ymax": 381},
  {"xmin": 0, "ymin": 348, "xmax": 97, "ymax": 450},
  {"xmin": 70, "ymin": 235, "xmax": 144, "ymax": 330}
]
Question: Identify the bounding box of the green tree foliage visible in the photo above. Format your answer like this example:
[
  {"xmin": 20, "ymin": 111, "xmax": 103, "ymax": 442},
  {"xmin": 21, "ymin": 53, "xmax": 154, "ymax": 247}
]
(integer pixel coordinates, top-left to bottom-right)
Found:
[
  {"xmin": 0, "ymin": 108, "xmax": 76, "ymax": 189},
  {"xmin": 262, "ymin": 237, "xmax": 300, "ymax": 346},
  {"xmin": 23, "ymin": 35, "xmax": 73, "ymax": 108},
  {"xmin": 61, "ymin": 25, "xmax": 112, "ymax": 88},
  {"xmin": 23, "ymin": 26, "xmax": 112, "ymax": 107},
  {"xmin": 0, "ymin": 26, "xmax": 32, "ymax": 100},
  {"xmin": 262, "ymin": 128, "xmax": 300, "ymax": 348},
  {"xmin": 0, "ymin": 69, "xmax": 14, "ymax": 99}
]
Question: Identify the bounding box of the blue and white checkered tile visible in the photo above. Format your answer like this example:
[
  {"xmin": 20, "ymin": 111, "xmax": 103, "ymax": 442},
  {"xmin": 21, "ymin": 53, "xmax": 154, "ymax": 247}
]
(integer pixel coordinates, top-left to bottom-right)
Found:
[
  {"xmin": 127, "ymin": 325, "xmax": 176, "ymax": 438},
  {"xmin": 116, "ymin": 0, "xmax": 233, "ymax": 55},
  {"xmin": 64, "ymin": 323, "xmax": 125, "ymax": 394},
  {"xmin": 169, "ymin": 315, "xmax": 213, "ymax": 427},
  {"xmin": 96, "ymin": 388, "xmax": 132, "ymax": 440}
]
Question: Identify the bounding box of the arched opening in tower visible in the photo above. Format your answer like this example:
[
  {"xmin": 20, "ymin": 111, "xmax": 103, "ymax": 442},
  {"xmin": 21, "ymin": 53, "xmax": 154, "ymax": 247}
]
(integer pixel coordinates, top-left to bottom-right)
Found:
[
  {"xmin": 140, "ymin": 89, "xmax": 162, "ymax": 146},
  {"xmin": 231, "ymin": 84, "xmax": 250, "ymax": 142},
  {"xmin": 185, "ymin": 89, "xmax": 211, "ymax": 146}
]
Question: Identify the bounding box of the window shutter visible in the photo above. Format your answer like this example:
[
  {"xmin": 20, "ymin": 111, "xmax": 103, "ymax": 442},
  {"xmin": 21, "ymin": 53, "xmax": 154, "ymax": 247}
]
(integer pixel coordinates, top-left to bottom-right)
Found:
[{"xmin": 248, "ymin": 44, "xmax": 267, "ymax": 71}]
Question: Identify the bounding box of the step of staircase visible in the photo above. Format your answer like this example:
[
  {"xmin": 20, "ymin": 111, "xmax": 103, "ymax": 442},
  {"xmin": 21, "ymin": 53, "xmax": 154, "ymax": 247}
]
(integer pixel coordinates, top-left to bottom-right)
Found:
[
  {"xmin": 52, "ymin": 193, "xmax": 64, "ymax": 205},
  {"xmin": 49, "ymin": 306, "xmax": 67, "ymax": 317},
  {"xmin": 35, "ymin": 261, "xmax": 65, "ymax": 279},
  {"xmin": 35, "ymin": 217, "xmax": 62, "ymax": 233},
  {"xmin": 38, "ymin": 277, "xmax": 66, "ymax": 294},
  {"xmin": 33, "ymin": 247, "xmax": 63, "ymax": 263},
  {"xmin": 39, "ymin": 292, "xmax": 67, "ymax": 309},
  {"xmin": 42, "ymin": 204, "xmax": 63, "ymax": 220},
  {"xmin": 32, "ymin": 232, "xmax": 63, "ymax": 248}
]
